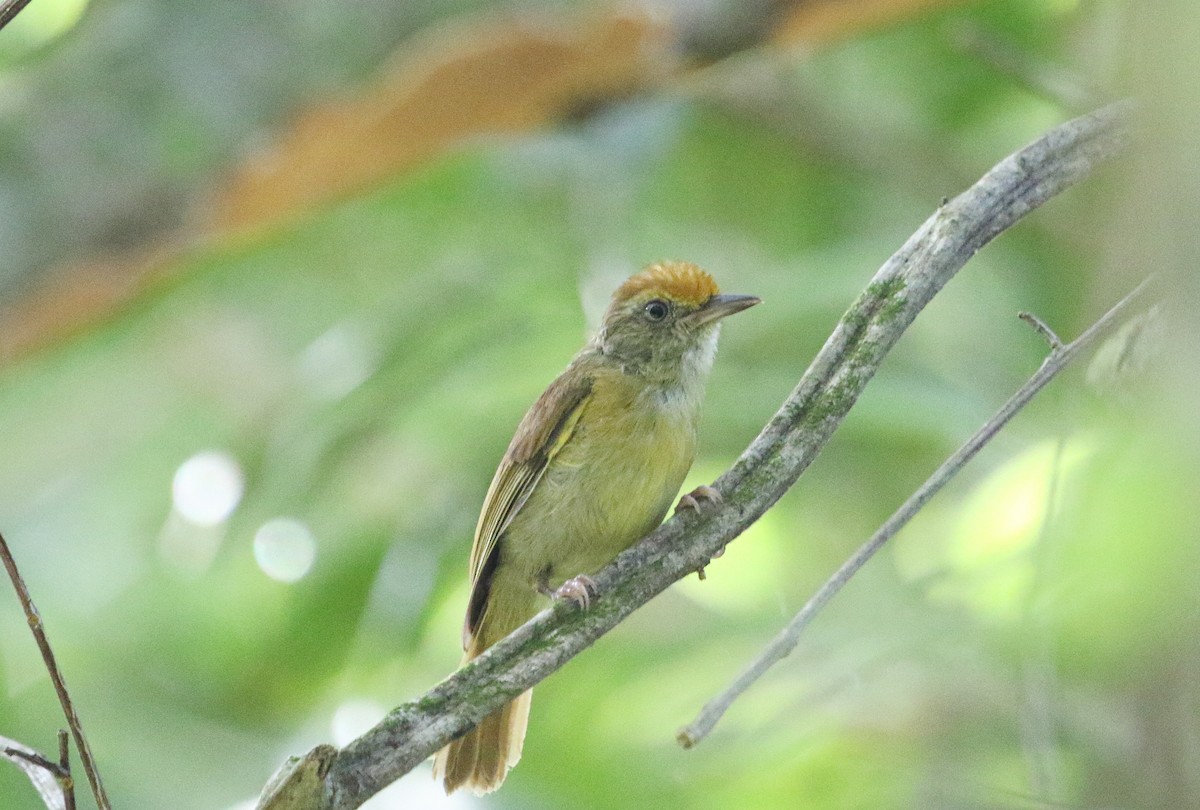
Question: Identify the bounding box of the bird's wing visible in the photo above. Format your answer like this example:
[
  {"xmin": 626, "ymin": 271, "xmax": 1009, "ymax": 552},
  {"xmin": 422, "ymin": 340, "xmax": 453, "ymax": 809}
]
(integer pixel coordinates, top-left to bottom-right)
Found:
[{"xmin": 463, "ymin": 369, "xmax": 593, "ymax": 647}]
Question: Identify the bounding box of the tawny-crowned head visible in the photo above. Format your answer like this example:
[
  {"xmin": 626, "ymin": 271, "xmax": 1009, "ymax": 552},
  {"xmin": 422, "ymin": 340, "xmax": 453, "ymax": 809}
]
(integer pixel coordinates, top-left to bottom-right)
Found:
[{"xmin": 598, "ymin": 261, "xmax": 759, "ymax": 381}]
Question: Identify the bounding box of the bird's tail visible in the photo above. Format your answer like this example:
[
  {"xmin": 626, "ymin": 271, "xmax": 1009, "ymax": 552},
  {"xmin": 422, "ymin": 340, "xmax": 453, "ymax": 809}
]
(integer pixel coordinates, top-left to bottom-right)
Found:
[
  {"xmin": 433, "ymin": 687, "xmax": 531, "ymax": 795},
  {"xmin": 433, "ymin": 587, "xmax": 536, "ymax": 796}
]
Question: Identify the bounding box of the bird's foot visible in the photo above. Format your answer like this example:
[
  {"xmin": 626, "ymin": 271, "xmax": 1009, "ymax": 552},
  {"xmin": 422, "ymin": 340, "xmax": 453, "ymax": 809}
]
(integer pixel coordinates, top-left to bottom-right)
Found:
[
  {"xmin": 675, "ymin": 485, "xmax": 724, "ymax": 580},
  {"xmin": 551, "ymin": 574, "xmax": 598, "ymax": 609},
  {"xmin": 674, "ymin": 485, "xmax": 722, "ymax": 515}
]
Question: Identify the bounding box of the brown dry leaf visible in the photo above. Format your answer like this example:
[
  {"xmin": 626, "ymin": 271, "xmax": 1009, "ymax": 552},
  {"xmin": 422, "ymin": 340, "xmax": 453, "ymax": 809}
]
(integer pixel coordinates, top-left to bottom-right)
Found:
[
  {"xmin": 3, "ymin": 1, "xmax": 968, "ymax": 362},
  {"xmin": 0, "ymin": 249, "xmax": 176, "ymax": 362},
  {"xmin": 211, "ymin": 10, "xmax": 673, "ymax": 233},
  {"xmin": 209, "ymin": 0, "xmax": 972, "ymax": 235}
]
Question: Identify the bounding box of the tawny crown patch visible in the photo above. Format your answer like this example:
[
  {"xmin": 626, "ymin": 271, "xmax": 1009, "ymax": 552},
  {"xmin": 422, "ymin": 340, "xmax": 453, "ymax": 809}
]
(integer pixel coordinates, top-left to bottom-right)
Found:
[{"xmin": 613, "ymin": 261, "xmax": 719, "ymax": 308}]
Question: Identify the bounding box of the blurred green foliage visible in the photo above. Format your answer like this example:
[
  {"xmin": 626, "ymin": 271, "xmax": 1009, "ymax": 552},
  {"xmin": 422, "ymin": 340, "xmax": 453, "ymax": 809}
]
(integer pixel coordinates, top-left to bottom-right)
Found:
[{"xmin": 1, "ymin": 1, "xmax": 1198, "ymax": 809}]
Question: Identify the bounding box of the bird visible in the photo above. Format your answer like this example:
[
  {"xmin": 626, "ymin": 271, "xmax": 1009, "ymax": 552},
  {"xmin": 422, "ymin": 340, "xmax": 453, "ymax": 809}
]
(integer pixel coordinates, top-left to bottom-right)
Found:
[{"xmin": 433, "ymin": 261, "xmax": 760, "ymax": 794}]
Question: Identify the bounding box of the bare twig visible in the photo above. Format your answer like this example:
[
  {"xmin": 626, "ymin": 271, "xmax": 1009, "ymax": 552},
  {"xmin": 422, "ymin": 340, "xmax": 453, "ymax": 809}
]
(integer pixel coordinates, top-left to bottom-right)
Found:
[
  {"xmin": 1019, "ymin": 311, "xmax": 1065, "ymax": 351},
  {"xmin": 0, "ymin": 0, "xmax": 34, "ymax": 33},
  {"xmin": 58, "ymin": 730, "xmax": 75, "ymax": 810},
  {"xmin": 0, "ymin": 532, "xmax": 111, "ymax": 810},
  {"xmin": 2, "ymin": 736, "xmax": 76, "ymax": 809},
  {"xmin": 256, "ymin": 101, "xmax": 1133, "ymax": 809},
  {"xmin": 677, "ymin": 279, "xmax": 1154, "ymax": 746},
  {"xmin": 1, "ymin": 734, "xmax": 67, "ymax": 810},
  {"xmin": 4, "ymin": 747, "xmax": 64, "ymax": 776}
]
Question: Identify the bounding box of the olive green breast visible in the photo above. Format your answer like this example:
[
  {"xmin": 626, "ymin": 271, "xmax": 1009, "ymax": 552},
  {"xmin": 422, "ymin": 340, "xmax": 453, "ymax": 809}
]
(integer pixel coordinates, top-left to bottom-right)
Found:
[{"xmin": 501, "ymin": 367, "xmax": 701, "ymax": 586}]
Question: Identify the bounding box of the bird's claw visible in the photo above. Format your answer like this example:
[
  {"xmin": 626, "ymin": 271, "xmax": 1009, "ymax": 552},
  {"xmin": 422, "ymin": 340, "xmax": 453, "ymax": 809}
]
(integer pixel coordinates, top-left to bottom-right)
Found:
[
  {"xmin": 677, "ymin": 486, "xmax": 724, "ymax": 579},
  {"xmin": 553, "ymin": 574, "xmax": 598, "ymax": 609},
  {"xmin": 674, "ymin": 485, "xmax": 722, "ymax": 515}
]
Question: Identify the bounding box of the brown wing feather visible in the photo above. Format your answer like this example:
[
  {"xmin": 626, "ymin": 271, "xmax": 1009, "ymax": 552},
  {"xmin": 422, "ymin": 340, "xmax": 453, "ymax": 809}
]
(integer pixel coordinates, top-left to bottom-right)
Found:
[{"xmin": 463, "ymin": 368, "xmax": 593, "ymax": 647}]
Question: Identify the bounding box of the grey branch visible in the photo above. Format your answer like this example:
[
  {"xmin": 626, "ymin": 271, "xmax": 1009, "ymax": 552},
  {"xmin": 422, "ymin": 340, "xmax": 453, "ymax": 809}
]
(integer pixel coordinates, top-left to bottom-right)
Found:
[
  {"xmin": 678, "ymin": 276, "xmax": 1154, "ymax": 747},
  {"xmin": 265, "ymin": 100, "xmax": 1133, "ymax": 809}
]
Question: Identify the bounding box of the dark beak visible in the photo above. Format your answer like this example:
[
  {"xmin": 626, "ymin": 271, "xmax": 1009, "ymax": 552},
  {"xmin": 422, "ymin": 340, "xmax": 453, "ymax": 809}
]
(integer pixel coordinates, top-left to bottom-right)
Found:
[{"xmin": 687, "ymin": 293, "xmax": 761, "ymax": 326}]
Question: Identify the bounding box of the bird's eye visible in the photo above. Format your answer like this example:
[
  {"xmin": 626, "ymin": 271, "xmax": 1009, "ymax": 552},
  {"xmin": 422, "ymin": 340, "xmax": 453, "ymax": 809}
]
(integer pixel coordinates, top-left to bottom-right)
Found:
[{"xmin": 643, "ymin": 299, "xmax": 670, "ymax": 322}]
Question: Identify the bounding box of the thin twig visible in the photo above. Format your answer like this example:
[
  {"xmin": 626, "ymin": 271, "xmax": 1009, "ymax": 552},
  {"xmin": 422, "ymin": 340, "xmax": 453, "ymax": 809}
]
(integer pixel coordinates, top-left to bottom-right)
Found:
[
  {"xmin": 0, "ymin": 0, "xmax": 34, "ymax": 32},
  {"xmin": 3, "ymin": 747, "xmax": 64, "ymax": 777},
  {"xmin": 1019, "ymin": 311, "xmax": 1065, "ymax": 352},
  {"xmin": 0, "ymin": 532, "xmax": 111, "ymax": 810},
  {"xmin": 1, "ymin": 735, "xmax": 69, "ymax": 810},
  {"xmin": 58, "ymin": 730, "xmax": 75, "ymax": 810},
  {"xmin": 677, "ymin": 279, "xmax": 1154, "ymax": 746}
]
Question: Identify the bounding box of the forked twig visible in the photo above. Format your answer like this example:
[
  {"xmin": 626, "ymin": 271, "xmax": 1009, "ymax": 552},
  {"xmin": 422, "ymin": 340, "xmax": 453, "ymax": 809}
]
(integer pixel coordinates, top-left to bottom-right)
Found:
[{"xmin": 677, "ymin": 278, "xmax": 1155, "ymax": 746}]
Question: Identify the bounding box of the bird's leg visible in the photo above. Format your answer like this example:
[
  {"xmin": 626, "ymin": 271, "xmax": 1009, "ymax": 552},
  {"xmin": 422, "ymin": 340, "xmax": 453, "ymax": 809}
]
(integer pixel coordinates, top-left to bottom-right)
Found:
[
  {"xmin": 538, "ymin": 572, "xmax": 598, "ymax": 609},
  {"xmin": 674, "ymin": 485, "xmax": 726, "ymax": 580}
]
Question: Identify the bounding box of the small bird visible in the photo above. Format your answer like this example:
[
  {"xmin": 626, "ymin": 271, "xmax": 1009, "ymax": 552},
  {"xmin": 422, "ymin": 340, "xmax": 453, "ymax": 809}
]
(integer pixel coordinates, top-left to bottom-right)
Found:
[{"xmin": 433, "ymin": 261, "xmax": 759, "ymax": 794}]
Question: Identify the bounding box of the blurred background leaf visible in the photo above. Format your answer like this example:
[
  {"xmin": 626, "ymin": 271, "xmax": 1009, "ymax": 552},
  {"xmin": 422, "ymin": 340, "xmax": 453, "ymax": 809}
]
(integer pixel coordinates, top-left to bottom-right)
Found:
[{"xmin": 0, "ymin": 0, "xmax": 1196, "ymax": 808}]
